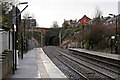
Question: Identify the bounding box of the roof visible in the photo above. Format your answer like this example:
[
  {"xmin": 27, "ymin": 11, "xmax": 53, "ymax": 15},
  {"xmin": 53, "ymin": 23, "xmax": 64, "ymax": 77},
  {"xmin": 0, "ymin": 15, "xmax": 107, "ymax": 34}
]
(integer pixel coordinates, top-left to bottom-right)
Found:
[
  {"xmin": 106, "ymin": 16, "xmax": 117, "ymax": 22},
  {"xmin": 64, "ymin": 19, "xmax": 77, "ymax": 25},
  {"xmin": 78, "ymin": 15, "xmax": 91, "ymax": 25},
  {"xmin": 89, "ymin": 16, "xmax": 111, "ymax": 24},
  {"xmin": 101, "ymin": 16, "xmax": 111, "ymax": 22},
  {"xmin": 79, "ymin": 15, "xmax": 91, "ymax": 21},
  {"xmin": 21, "ymin": 19, "xmax": 37, "ymax": 27}
]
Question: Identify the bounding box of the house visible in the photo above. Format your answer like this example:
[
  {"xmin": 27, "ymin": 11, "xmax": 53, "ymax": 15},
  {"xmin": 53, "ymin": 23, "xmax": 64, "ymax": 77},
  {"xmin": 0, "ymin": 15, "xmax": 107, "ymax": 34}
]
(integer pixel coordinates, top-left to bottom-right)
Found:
[
  {"xmin": 20, "ymin": 19, "xmax": 36, "ymax": 28},
  {"xmin": 78, "ymin": 15, "xmax": 91, "ymax": 25},
  {"xmin": 63, "ymin": 19, "xmax": 78, "ymax": 27},
  {"xmin": 101, "ymin": 16, "xmax": 111, "ymax": 25},
  {"xmin": 105, "ymin": 16, "xmax": 117, "ymax": 25},
  {"xmin": 19, "ymin": 19, "xmax": 37, "ymax": 33}
]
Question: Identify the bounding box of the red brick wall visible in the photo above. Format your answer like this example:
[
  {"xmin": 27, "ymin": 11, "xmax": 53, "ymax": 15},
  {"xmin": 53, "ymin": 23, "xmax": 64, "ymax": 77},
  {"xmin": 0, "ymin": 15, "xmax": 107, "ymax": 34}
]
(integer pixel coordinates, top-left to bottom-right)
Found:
[{"xmin": 79, "ymin": 15, "xmax": 91, "ymax": 25}]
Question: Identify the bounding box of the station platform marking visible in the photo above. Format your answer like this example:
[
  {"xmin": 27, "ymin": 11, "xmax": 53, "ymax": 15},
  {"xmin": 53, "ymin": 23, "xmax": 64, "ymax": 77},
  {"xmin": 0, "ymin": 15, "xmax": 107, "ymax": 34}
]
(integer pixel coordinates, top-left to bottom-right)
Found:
[{"xmin": 36, "ymin": 48, "xmax": 67, "ymax": 78}]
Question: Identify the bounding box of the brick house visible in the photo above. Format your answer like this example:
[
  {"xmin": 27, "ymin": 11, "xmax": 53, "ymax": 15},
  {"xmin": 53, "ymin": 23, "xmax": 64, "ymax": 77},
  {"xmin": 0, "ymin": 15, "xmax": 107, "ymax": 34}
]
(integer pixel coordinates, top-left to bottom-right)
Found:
[{"xmin": 78, "ymin": 15, "xmax": 91, "ymax": 25}]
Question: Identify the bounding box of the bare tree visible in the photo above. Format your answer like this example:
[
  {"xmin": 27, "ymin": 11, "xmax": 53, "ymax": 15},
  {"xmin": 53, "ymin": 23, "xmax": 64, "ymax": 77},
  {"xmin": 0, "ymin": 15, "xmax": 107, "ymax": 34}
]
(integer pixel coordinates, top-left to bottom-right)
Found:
[
  {"xmin": 23, "ymin": 12, "xmax": 33, "ymax": 19},
  {"xmin": 51, "ymin": 21, "xmax": 59, "ymax": 28},
  {"xmin": 0, "ymin": 0, "xmax": 18, "ymax": 29},
  {"xmin": 94, "ymin": 7, "xmax": 102, "ymax": 18}
]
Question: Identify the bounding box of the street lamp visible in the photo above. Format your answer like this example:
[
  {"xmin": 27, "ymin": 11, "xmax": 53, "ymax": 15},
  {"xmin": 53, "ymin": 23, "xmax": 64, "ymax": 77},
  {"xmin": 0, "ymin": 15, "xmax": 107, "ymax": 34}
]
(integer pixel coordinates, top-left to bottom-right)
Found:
[
  {"xmin": 12, "ymin": 2, "xmax": 28, "ymax": 73},
  {"xmin": 15, "ymin": 2, "xmax": 28, "ymax": 70},
  {"xmin": 27, "ymin": 17, "xmax": 34, "ymax": 49},
  {"xmin": 41, "ymin": 31, "xmax": 43, "ymax": 47},
  {"xmin": 18, "ymin": 2, "xmax": 28, "ymax": 5},
  {"xmin": 90, "ymin": 24, "xmax": 93, "ymax": 49},
  {"xmin": 111, "ymin": 36, "xmax": 115, "ymax": 54},
  {"xmin": 28, "ymin": 17, "xmax": 32, "ymax": 39},
  {"xmin": 59, "ymin": 31, "xmax": 61, "ymax": 46},
  {"xmin": 109, "ymin": 14, "xmax": 118, "ymax": 54}
]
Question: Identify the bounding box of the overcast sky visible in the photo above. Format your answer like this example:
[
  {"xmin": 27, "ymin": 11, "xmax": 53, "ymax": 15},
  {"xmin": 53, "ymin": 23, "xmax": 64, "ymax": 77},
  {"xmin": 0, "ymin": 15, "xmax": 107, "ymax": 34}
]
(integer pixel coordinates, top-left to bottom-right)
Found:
[{"xmin": 18, "ymin": 0, "xmax": 120, "ymax": 28}]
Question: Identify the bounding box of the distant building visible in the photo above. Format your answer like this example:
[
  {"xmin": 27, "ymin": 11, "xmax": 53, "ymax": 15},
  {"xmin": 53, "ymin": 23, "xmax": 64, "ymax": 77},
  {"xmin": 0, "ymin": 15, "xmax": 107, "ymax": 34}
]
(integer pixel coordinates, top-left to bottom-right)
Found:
[
  {"xmin": 18, "ymin": 19, "xmax": 36, "ymax": 34},
  {"xmin": 101, "ymin": 16, "xmax": 111, "ymax": 25},
  {"xmin": 78, "ymin": 15, "xmax": 91, "ymax": 25},
  {"xmin": 89, "ymin": 16, "xmax": 111, "ymax": 25},
  {"xmin": 105, "ymin": 16, "xmax": 116, "ymax": 25},
  {"xmin": 64, "ymin": 19, "xmax": 78, "ymax": 27},
  {"xmin": 20, "ymin": 19, "xmax": 36, "ymax": 28}
]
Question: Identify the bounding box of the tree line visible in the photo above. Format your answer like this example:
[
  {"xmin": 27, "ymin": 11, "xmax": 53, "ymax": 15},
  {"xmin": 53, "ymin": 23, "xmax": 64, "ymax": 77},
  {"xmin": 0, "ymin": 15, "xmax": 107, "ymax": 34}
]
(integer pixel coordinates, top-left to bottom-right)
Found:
[{"xmin": 61, "ymin": 8, "xmax": 120, "ymax": 54}]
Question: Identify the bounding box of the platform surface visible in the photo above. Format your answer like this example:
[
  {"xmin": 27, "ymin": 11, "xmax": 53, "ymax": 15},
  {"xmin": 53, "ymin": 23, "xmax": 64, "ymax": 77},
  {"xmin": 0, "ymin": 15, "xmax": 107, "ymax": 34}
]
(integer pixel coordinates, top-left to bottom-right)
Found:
[
  {"xmin": 10, "ymin": 48, "xmax": 67, "ymax": 79},
  {"xmin": 69, "ymin": 48, "xmax": 120, "ymax": 61}
]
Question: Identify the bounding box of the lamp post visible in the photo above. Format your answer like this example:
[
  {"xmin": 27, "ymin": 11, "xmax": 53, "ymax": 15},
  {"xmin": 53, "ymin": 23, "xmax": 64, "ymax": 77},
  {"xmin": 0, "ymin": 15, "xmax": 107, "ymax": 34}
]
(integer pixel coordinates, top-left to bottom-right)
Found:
[
  {"xmin": 90, "ymin": 24, "xmax": 93, "ymax": 49},
  {"xmin": 109, "ymin": 14, "xmax": 118, "ymax": 54},
  {"xmin": 59, "ymin": 31, "xmax": 61, "ymax": 46},
  {"xmin": 26, "ymin": 16, "xmax": 33, "ymax": 49},
  {"xmin": 23, "ymin": 19, "xmax": 26, "ymax": 52},
  {"xmin": 111, "ymin": 36, "xmax": 115, "ymax": 54},
  {"xmin": 28, "ymin": 17, "xmax": 32, "ymax": 39},
  {"xmin": 41, "ymin": 31, "xmax": 43, "ymax": 47},
  {"xmin": 12, "ymin": 24, "xmax": 15, "ymax": 74},
  {"xmin": 15, "ymin": 2, "xmax": 28, "ymax": 70},
  {"xmin": 12, "ymin": 2, "xmax": 28, "ymax": 73}
]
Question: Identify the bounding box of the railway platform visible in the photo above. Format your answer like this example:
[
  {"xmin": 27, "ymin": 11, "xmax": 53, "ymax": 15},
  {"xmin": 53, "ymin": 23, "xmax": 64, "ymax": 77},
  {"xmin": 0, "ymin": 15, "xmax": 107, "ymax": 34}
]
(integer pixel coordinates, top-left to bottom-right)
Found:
[
  {"xmin": 10, "ymin": 48, "xmax": 67, "ymax": 79},
  {"xmin": 69, "ymin": 48, "xmax": 120, "ymax": 61}
]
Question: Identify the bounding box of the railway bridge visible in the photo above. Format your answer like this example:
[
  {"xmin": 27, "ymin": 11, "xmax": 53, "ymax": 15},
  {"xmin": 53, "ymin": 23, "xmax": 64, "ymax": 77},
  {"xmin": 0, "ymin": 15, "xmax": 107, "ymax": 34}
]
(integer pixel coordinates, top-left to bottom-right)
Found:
[{"xmin": 28, "ymin": 27, "xmax": 61, "ymax": 46}]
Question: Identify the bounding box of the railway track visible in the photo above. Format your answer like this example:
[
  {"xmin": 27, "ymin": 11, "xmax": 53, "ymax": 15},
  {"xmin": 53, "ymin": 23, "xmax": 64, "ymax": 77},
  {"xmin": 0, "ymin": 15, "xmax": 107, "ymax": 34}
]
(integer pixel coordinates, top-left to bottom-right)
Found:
[
  {"xmin": 68, "ymin": 50, "xmax": 120, "ymax": 74},
  {"xmin": 43, "ymin": 46, "xmax": 119, "ymax": 80},
  {"xmin": 43, "ymin": 46, "xmax": 88, "ymax": 80}
]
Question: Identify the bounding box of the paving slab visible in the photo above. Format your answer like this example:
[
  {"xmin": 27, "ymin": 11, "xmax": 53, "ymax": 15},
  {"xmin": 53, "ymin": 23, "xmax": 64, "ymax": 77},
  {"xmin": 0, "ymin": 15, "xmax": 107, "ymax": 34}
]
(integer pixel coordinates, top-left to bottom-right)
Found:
[
  {"xmin": 10, "ymin": 49, "xmax": 40, "ymax": 79},
  {"xmin": 36, "ymin": 48, "xmax": 67, "ymax": 78},
  {"xmin": 10, "ymin": 48, "xmax": 67, "ymax": 79}
]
